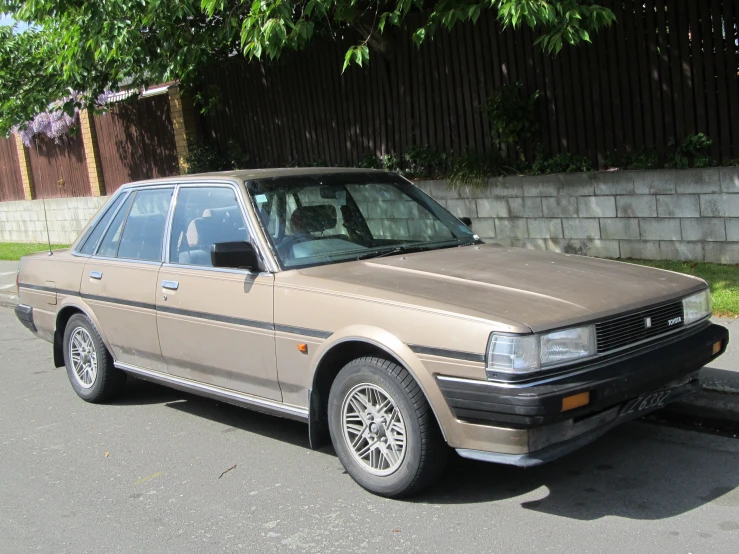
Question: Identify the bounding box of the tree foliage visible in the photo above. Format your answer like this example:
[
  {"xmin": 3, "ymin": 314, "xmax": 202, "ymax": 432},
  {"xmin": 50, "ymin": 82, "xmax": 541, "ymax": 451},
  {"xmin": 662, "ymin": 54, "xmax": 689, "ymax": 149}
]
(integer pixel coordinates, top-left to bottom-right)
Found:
[{"xmin": 0, "ymin": 0, "xmax": 615, "ymax": 134}]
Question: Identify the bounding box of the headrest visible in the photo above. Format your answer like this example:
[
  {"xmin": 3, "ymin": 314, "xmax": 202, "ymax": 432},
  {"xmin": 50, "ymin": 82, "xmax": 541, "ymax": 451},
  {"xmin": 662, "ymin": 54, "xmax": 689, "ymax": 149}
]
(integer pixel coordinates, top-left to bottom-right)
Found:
[
  {"xmin": 203, "ymin": 205, "xmax": 239, "ymax": 219},
  {"xmin": 186, "ymin": 217, "xmax": 215, "ymax": 248},
  {"xmin": 290, "ymin": 204, "xmax": 337, "ymax": 234}
]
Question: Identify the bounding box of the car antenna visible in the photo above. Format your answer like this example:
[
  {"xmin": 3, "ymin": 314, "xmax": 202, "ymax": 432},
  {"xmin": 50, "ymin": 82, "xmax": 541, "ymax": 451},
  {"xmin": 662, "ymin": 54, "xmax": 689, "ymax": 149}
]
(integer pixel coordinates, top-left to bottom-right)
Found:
[{"xmin": 35, "ymin": 139, "xmax": 53, "ymax": 256}]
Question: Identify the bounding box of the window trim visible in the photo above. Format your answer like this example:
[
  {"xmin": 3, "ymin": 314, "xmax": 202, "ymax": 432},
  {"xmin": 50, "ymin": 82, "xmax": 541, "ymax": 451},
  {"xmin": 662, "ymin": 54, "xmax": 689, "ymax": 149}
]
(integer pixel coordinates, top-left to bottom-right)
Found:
[
  {"xmin": 163, "ymin": 181, "xmax": 270, "ymax": 275},
  {"xmin": 92, "ymin": 185, "xmax": 175, "ymax": 262},
  {"xmin": 72, "ymin": 189, "xmax": 129, "ymax": 258}
]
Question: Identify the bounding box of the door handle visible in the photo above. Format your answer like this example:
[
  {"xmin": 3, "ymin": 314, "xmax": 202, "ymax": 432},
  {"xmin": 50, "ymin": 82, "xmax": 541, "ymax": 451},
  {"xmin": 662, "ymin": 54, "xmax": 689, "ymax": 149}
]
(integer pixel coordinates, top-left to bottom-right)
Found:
[
  {"xmin": 89, "ymin": 271, "xmax": 103, "ymax": 280},
  {"xmin": 161, "ymin": 280, "xmax": 179, "ymax": 291}
]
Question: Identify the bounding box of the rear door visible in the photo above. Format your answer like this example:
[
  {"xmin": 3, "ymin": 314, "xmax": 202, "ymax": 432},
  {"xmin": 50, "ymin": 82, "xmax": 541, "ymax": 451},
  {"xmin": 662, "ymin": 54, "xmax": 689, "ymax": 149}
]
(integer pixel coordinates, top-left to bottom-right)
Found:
[
  {"xmin": 155, "ymin": 183, "xmax": 281, "ymax": 400},
  {"xmin": 81, "ymin": 186, "xmax": 174, "ymax": 372}
]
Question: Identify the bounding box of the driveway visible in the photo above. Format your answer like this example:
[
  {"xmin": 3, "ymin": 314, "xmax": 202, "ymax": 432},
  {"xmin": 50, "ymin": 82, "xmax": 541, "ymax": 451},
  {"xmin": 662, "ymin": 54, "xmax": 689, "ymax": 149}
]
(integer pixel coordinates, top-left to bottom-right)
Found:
[{"xmin": 1, "ymin": 307, "xmax": 739, "ymax": 553}]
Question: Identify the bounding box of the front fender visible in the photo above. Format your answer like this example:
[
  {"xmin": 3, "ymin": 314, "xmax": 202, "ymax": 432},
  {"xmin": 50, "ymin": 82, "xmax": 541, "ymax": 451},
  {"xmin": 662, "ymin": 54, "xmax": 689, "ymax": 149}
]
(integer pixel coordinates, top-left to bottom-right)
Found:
[{"xmin": 310, "ymin": 324, "xmax": 454, "ymax": 443}]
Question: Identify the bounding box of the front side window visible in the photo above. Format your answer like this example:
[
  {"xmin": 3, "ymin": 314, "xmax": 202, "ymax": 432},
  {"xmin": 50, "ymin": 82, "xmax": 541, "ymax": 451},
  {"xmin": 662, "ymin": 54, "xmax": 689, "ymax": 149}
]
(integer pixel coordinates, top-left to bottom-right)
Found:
[
  {"xmin": 169, "ymin": 186, "xmax": 249, "ymax": 267},
  {"xmin": 97, "ymin": 188, "xmax": 173, "ymax": 261},
  {"xmin": 249, "ymin": 173, "xmax": 477, "ymax": 270}
]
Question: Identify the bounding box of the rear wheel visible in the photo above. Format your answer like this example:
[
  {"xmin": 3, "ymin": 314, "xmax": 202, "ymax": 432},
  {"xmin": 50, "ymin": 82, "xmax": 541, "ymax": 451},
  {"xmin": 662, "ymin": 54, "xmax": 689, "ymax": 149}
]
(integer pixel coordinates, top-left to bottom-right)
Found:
[
  {"xmin": 328, "ymin": 357, "xmax": 448, "ymax": 497},
  {"xmin": 63, "ymin": 314, "xmax": 126, "ymax": 403}
]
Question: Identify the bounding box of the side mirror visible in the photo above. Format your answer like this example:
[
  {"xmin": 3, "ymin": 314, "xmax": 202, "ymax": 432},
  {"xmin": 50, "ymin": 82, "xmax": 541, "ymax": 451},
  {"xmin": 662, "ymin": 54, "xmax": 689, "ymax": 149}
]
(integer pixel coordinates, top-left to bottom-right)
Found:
[
  {"xmin": 460, "ymin": 216, "xmax": 472, "ymax": 228},
  {"xmin": 211, "ymin": 242, "xmax": 261, "ymax": 271}
]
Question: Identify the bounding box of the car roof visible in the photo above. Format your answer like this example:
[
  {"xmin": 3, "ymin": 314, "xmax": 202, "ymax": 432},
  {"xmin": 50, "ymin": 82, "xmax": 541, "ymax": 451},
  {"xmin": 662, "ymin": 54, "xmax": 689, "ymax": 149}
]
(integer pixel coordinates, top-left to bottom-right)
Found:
[{"xmin": 119, "ymin": 167, "xmax": 388, "ymax": 189}]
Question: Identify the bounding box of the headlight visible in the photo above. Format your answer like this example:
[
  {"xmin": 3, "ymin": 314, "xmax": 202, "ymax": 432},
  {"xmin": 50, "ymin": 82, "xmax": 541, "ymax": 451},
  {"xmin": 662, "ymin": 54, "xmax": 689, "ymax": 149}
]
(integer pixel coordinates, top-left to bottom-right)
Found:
[
  {"xmin": 487, "ymin": 325, "xmax": 596, "ymax": 376},
  {"xmin": 683, "ymin": 289, "xmax": 712, "ymax": 325}
]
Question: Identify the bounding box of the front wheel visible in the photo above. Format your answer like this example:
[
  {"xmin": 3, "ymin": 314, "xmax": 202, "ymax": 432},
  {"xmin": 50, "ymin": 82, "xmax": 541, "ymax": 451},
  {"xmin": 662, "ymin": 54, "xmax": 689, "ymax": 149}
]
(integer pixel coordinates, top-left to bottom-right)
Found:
[
  {"xmin": 328, "ymin": 357, "xmax": 448, "ymax": 497},
  {"xmin": 63, "ymin": 313, "xmax": 126, "ymax": 403}
]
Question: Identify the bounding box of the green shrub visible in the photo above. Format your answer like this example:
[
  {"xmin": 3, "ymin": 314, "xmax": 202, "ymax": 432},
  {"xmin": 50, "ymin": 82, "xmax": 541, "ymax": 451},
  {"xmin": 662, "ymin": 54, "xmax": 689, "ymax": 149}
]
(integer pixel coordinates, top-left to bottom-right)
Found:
[
  {"xmin": 382, "ymin": 154, "xmax": 399, "ymax": 172},
  {"xmin": 484, "ymin": 83, "xmax": 539, "ymax": 160},
  {"xmin": 184, "ymin": 140, "xmax": 250, "ymax": 174},
  {"xmin": 402, "ymin": 146, "xmax": 446, "ymax": 179},
  {"xmin": 668, "ymin": 133, "xmax": 712, "ymax": 169},
  {"xmin": 357, "ymin": 153, "xmax": 380, "ymax": 169},
  {"xmin": 528, "ymin": 144, "xmax": 591, "ymax": 174}
]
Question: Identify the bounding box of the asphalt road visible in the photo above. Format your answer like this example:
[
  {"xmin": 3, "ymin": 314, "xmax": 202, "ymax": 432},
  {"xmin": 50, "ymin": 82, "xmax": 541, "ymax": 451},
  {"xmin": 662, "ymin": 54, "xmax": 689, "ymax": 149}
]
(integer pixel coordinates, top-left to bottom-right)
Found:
[{"xmin": 2, "ymin": 307, "xmax": 739, "ymax": 553}]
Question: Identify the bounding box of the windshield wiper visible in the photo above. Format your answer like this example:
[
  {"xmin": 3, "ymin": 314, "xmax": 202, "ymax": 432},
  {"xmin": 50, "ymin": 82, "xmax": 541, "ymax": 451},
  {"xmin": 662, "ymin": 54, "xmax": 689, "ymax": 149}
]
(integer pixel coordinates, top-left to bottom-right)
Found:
[
  {"xmin": 355, "ymin": 245, "xmax": 418, "ymax": 261},
  {"xmin": 356, "ymin": 239, "xmax": 477, "ymax": 261}
]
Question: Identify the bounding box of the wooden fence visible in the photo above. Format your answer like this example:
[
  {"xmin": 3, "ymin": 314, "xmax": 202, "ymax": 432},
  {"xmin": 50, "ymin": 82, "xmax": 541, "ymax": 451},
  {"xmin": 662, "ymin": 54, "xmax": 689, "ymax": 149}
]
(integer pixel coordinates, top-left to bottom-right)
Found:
[
  {"xmin": 93, "ymin": 94, "xmax": 179, "ymax": 194},
  {"xmin": 26, "ymin": 129, "xmax": 91, "ymax": 199},
  {"xmin": 0, "ymin": 136, "xmax": 23, "ymax": 202},
  {"xmin": 201, "ymin": 0, "xmax": 739, "ymax": 168}
]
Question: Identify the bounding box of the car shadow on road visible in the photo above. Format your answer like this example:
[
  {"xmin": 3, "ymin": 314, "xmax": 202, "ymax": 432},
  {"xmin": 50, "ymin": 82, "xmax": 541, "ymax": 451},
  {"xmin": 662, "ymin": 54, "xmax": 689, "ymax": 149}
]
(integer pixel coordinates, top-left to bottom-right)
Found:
[
  {"xmin": 114, "ymin": 378, "xmax": 739, "ymax": 521},
  {"xmin": 412, "ymin": 421, "xmax": 739, "ymax": 520},
  {"xmin": 114, "ymin": 377, "xmax": 312, "ymax": 449}
]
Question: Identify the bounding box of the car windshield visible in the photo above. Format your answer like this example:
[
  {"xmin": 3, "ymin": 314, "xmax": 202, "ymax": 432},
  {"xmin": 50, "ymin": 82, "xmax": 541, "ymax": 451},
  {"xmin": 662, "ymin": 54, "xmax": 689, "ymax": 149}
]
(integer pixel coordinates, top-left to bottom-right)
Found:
[{"xmin": 247, "ymin": 172, "xmax": 478, "ymax": 270}]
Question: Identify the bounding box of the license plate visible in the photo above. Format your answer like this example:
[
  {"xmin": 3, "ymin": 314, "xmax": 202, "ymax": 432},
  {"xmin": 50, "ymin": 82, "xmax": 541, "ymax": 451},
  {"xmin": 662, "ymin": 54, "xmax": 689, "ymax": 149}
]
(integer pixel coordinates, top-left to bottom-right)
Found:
[{"xmin": 619, "ymin": 389, "xmax": 672, "ymax": 418}]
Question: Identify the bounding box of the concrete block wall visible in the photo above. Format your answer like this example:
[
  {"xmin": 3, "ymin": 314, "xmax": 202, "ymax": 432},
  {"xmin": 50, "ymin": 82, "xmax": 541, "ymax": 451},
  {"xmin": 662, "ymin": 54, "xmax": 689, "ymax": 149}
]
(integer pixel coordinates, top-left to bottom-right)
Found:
[
  {"xmin": 0, "ymin": 196, "xmax": 107, "ymax": 244},
  {"xmin": 415, "ymin": 167, "xmax": 739, "ymax": 264}
]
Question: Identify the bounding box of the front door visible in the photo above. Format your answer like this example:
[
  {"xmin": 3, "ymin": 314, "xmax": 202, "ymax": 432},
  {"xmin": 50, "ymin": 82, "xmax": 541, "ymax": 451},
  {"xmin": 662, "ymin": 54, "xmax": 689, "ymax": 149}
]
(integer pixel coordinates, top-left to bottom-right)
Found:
[
  {"xmin": 155, "ymin": 184, "xmax": 281, "ymax": 401},
  {"xmin": 81, "ymin": 186, "xmax": 174, "ymax": 372}
]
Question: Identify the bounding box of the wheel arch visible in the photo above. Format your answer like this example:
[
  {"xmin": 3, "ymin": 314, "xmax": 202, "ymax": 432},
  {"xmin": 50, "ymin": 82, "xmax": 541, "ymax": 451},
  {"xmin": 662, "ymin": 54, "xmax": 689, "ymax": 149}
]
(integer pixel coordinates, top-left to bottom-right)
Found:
[
  {"xmin": 307, "ymin": 326, "xmax": 449, "ymax": 449},
  {"xmin": 54, "ymin": 301, "xmax": 111, "ymax": 368}
]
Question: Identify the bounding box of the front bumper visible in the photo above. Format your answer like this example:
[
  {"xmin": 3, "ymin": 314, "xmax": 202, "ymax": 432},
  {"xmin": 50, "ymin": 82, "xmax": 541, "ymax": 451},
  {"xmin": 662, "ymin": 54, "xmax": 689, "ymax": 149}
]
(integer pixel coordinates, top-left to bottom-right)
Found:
[
  {"xmin": 439, "ymin": 322, "xmax": 728, "ymax": 466},
  {"xmin": 14, "ymin": 304, "xmax": 37, "ymax": 333}
]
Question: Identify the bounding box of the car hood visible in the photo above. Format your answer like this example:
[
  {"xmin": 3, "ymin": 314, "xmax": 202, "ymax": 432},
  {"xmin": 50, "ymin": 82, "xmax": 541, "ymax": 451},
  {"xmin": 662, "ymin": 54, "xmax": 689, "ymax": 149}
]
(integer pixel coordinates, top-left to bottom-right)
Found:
[{"xmin": 283, "ymin": 244, "xmax": 706, "ymax": 332}]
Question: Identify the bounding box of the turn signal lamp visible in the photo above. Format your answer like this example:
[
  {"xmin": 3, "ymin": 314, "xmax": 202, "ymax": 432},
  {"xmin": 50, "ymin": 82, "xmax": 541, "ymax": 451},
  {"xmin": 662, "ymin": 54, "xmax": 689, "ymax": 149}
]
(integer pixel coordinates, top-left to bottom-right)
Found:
[{"xmin": 561, "ymin": 392, "xmax": 590, "ymax": 412}]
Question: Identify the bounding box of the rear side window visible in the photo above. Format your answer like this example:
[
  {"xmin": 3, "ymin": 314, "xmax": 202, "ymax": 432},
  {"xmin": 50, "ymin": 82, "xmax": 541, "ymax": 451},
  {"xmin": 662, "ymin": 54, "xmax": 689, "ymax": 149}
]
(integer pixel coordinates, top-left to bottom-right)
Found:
[
  {"xmin": 97, "ymin": 188, "xmax": 173, "ymax": 261},
  {"xmin": 78, "ymin": 192, "xmax": 128, "ymax": 255}
]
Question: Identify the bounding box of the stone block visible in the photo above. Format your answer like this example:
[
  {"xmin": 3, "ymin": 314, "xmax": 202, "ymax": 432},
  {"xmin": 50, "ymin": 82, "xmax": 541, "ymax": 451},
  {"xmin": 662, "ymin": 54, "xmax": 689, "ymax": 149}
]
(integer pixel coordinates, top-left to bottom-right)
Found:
[
  {"xmin": 392, "ymin": 200, "xmax": 419, "ymax": 219},
  {"xmin": 487, "ymin": 177, "xmax": 525, "ymax": 197},
  {"xmin": 704, "ymin": 242, "xmax": 739, "ymax": 264},
  {"xmin": 593, "ymin": 172, "xmax": 635, "ymax": 195},
  {"xmin": 521, "ymin": 175, "xmax": 561, "ymax": 197},
  {"xmin": 489, "ymin": 238, "xmax": 514, "ymax": 247},
  {"xmin": 727, "ymin": 219, "xmax": 739, "ymax": 241},
  {"xmin": 700, "ymin": 194, "xmax": 739, "ymax": 217},
  {"xmin": 422, "ymin": 180, "xmax": 460, "ymax": 200},
  {"xmin": 720, "ymin": 167, "xmax": 739, "ymax": 193},
  {"xmin": 659, "ymin": 241, "xmax": 704, "ymax": 262},
  {"xmin": 562, "ymin": 218, "xmax": 601, "ymax": 239},
  {"xmin": 476, "ymin": 197, "xmax": 509, "ymax": 218},
  {"xmin": 470, "ymin": 218, "xmax": 496, "ymax": 238},
  {"xmin": 511, "ymin": 238, "xmax": 548, "ymax": 251},
  {"xmin": 446, "ymin": 198, "xmax": 478, "ymax": 218},
  {"xmin": 675, "ymin": 168, "xmax": 722, "ymax": 194},
  {"xmin": 600, "ymin": 218, "xmax": 640, "ymax": 240},
  {"xmin": 634, "ymin": 170, "xmax": 677, "ymax": 194},
  {"xmin": 656, "ymin": 194, "xmax": 700, "ymax": 217},
  {"xmin": 578, "ymin": 196, "xmax": 616, "ymax": 217},
  {"xmin": 620, "ymin": 240, "xmax": 661, "ymax": 260},
  {"xmin": 639, "ymin": 218, "xmax": 681, "ymax": 240},
  {"xmin": 542, "ymin": 197, "xmax": 578, "ymax": 217},
  {"xmin": 507, "ymin": 198, "xmax": 524, "ymax": 217},
  {"xmin": 681, "ymin": 218, "xmax": 726, "ymax": 241},
  {"xmin": 494, "ymin": 218, "xmax": 528, "ymax": 238},
  {"xmin": 550, "ymin": 239, "xmax": 620, "ymax": 258},
  {"xmin": 522, "ymin": 197, "xmax": 543, "ymax": 217},
  {"xmin": 616, "ymin": 195, "xmax": 657, "ymax": 217},
  {"xmin": 528, "ymin": 218, "xmax": 563, "ymax": 239},
  {"xmin": 383, "ymin": 219, "xmax": 410, "ymax": 238}
]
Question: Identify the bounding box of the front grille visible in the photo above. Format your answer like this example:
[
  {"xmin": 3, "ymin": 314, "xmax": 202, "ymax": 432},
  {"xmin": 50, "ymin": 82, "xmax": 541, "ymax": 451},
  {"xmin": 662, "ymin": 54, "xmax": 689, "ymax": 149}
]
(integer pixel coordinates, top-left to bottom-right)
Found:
[{"xmin": 595, "ymin": 301, "xmax": 684, "ymax": 354}]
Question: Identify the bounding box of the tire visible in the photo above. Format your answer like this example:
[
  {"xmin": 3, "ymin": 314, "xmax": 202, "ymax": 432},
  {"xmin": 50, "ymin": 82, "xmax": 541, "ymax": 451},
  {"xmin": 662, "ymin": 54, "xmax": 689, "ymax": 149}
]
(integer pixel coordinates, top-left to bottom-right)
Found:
[
  {"xmin": 62, "ymin": 313, "xmax": 126, "ymax": 403},
  {"xmin": 328, "ymin": 357, "xmax": 448, "ymax": 498}
]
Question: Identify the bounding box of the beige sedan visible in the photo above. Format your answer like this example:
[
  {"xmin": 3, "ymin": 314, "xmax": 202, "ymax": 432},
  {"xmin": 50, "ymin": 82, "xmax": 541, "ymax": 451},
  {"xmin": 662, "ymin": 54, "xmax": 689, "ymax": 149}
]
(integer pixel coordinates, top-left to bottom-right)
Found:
[{"xmin": 15, "ymin": 169, "xmax": 729, "ymax": 497}]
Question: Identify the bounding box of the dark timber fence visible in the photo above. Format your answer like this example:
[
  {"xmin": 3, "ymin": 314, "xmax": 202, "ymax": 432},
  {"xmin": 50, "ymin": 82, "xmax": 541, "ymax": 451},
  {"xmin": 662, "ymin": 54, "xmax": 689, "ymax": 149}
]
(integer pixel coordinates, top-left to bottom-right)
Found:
[
  {"xmin": 201, "ymin": 0, "xmax": 739, "ymax": 168},
  {"xmin": 26, "ymin": 128, "xmax": 91, "ymax": 199},
  {"xmin": 0, "ymin": 136, "xmax": 23, "ymax": 201},
  {"xmin": 93, "ymin": 94, "xmax": 179, "ymax": 194}
]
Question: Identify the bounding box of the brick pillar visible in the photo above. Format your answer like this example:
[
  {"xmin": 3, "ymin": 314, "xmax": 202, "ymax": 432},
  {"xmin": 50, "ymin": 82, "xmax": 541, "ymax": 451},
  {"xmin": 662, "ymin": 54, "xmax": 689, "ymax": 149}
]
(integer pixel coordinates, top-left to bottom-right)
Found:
[
  {"xmin": 13, "ymin": 134, "xmax": 35, "ymax": 200},
  {"xmin": 79, "ymin": 109, "xmax": 105, "ymax": 196},
  {"xmin": 168, "ymin": 85, "xmax": 198, "ymax": 174}
]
